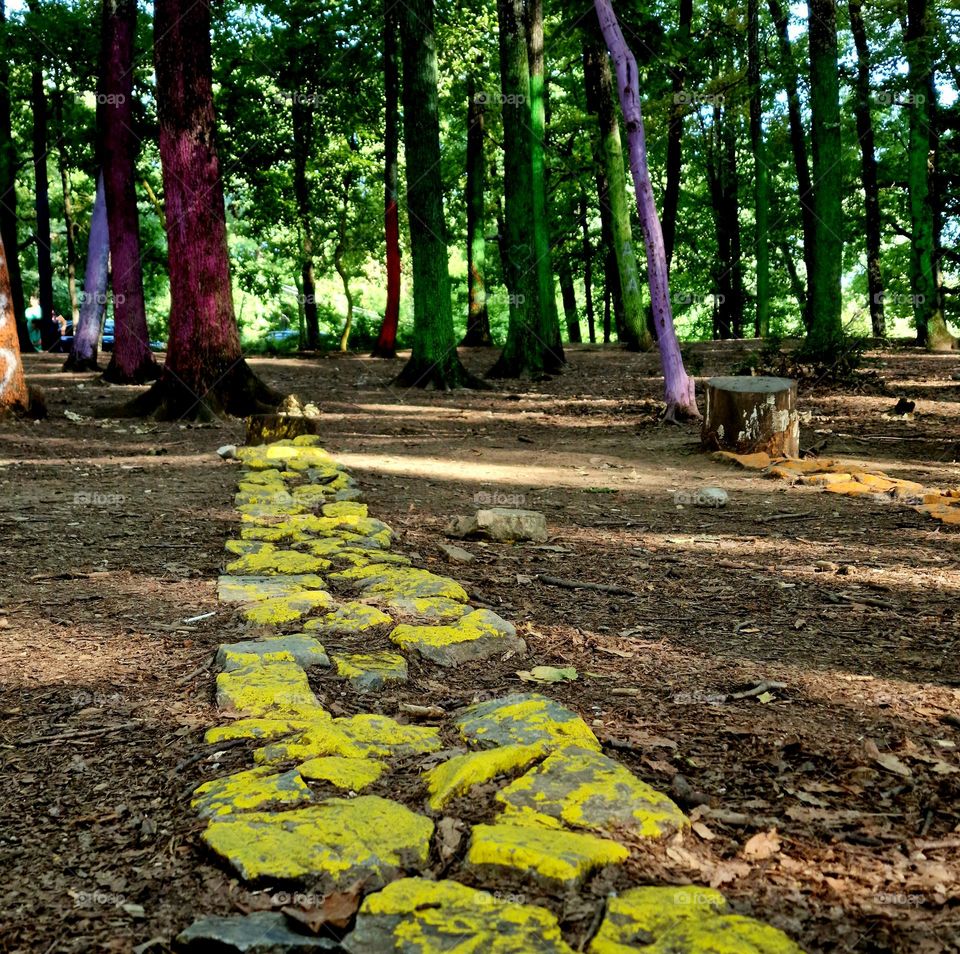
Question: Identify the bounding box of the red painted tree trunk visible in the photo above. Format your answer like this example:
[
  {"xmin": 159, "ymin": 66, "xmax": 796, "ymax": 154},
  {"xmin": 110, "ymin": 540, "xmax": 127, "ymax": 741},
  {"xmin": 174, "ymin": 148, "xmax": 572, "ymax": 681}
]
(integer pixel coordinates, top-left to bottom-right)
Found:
[
  {"xmin": 593, "ymin": 0, "xmax": 698, "ymax": 421},
  {"xmin": 128, "ymin": 0, "xmax": 277, "ymax": 418},
  {"xmin": 373, "ymin": 0, "xmax": 401, "ymax": 359},
  {"xmin": 63, "ymin": 172, "xmax": 109, "ymax": 372},
  {"xmin": 0, "ymin": 233, "xmax": 29, "ymax": 412},
  {"xmin": 101, "ymin": 0, "xmax": 157, "ymax": 384}
]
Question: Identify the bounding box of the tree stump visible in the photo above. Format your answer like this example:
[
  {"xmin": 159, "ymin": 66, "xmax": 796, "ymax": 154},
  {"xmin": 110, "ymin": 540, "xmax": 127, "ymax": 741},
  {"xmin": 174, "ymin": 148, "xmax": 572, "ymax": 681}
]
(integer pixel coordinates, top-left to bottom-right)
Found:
[
  {"xmin": 701, "ymin": 376, "xmax": 799, "ymax": 458},
  {"xmin": 245, "ymin": 414, "xmax": 322, "ymax": 445}
]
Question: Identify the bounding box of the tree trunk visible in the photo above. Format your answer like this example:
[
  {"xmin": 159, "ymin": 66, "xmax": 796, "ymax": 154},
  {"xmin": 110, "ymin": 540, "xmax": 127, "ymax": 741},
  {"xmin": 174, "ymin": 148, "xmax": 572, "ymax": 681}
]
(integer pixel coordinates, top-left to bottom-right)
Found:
[
  {"xmin": 747, "ymin": 0, "xmax": 769, "ymax": 338},
  {"xmin": 702, "ymin": 376, "xmax": 799, "ymax": 458},
  {"xmin": 463, "ymin": 74, "xmax": 491, "ymax": 346},
  {"xmin": 662, "ymin": 0, "xmax": 692, "ymax": 271},
  {"xmin": 848, "ymin": 0, "xmax": 884, "ymax": 338},
  {"xmin": 806, "ymin": 0, "xmax": 844, "ymax": 355},
  {"xmin": 336, "ymin": 240, "xmax": 353, "ymax": 353},
  {"xmin": 129, "ymin": 0, "xmax": 277, "ymax": 418},
  {"xmin": 905, "ymin": 0, "xmax": 954, "ymax": 350},
  {"xmin": 52, "ymin": 81, "xmax": 79, "ymax": 323},
  {"xmin": 32, "ymin": 68, "xmax": 58, "ymax": 350},
  {"xmin": 768, "ymin": 0, "xmax": 814, "ymax": 328},
  {"xmin": 63, "ymin": 172, "xmax": 108, "ymax": 372},
  {"xmin": 0, "ymin": 233, "xmax": 29, "ymax": 412},
  {"xmin": 778, "ymin": 237, "xmax": 806, "ymax": 315},
  {"xmin": 582, "ymin": 31, "xmax": 650, "ymax": 350},
  {"xmin": 488, "ymin": 0, "xmax": 561, "ymax": 378},
  {"xmin": 523, "ymin": 0, "xmax": 564, "ymax": 361},
  {"xmin": 101, "ymin": 0, "xmax": 158, "ymax": 384},
  {"xmin": 395, "ymin": 0, "xmax": 474, "ymax": 388},
  {"xmin": 579, "ymin": 192, "xmax": 596, "ymax": 343},
  {"xmin": 594, "ymin": 0, "xmax": 697, "ymax": 420},
  {"xmin": 373, "ymin": 0, "xmax": 401, "ymax": 358},
  {"xmin": 0, "ymin": 0, "xmax": 30, "ymax": 351},
  {"xmin": 558, "ymin": 257, "xmax": 582, "ymax": 342}
]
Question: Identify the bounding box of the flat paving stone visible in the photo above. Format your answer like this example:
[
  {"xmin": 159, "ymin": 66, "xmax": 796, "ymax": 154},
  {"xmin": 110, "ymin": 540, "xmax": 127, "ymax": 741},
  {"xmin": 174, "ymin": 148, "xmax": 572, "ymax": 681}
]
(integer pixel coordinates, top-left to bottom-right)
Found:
[
  {"xmin": 217, "ymin": 574, "xmax": 328, "ymax": 603},
  {"xmin": 425, "ymin": 743, "xmax": 547, "ymax": 810},
  {"xmin": 177, "ymin": 911, "xmax": 340, "ymax": 952},
  {"xmin": 226, "ymin": 549, "xmax": 331, "ymax": 576},
  {"xmin": 242, "ymin": 591, "xmax": 334, "ymax": 626},
  {"xmin": 304, "ymin": 602, "xmax": 393, "ymax": 635},
  {"xmin": 202, "ymin": 796, "xmax": 433, "ymax": 886},
  {"xmin": 298, "ymin": 756, "xmax": 385, "ymax": 791},
  {"xmin": 456, "ymin": 693, "xmax": 602, "ymax": 752},
  {"xmin": 215, "ymin": 660, "xmax": 322, "ymax": 717},
  {"xmin": 390, "ymin": 609, "xmax": 525, "ymax": 667},
  {"xmin": 496, "ymin": 744, "xmax": 688, "ymax": 839},
  {"xmin": 191, "ymin": 767, "xmax": 312, "ymax": 818},
  {"xmin": 331, "ymin": 565, "xmax": 468, "ymax": 603},
  {"xmin": 217, "ymin": 635, "xmax": 330, "ymax": 670},
  {"xmin": 332, "ymin": 651, "xmax": 408, "ymax": 692},
  {"xmin": 346, "ymin": 877, "xmax": 574, "ymax": 954}
]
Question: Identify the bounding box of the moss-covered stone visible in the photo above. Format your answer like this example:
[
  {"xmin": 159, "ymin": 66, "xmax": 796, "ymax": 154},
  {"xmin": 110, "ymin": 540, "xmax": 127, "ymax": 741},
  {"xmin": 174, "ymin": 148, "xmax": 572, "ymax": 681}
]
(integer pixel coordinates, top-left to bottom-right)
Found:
[
  {"xmin": 298, "ymin": 756, "xmax": 385, "ymax": 791},
  {"xmin": 217, "ymin": 634, "xmax": 330, "ymax": 670},
  {"xmin": 467, "ymin": 821, "xmax": 628, "ymax": 888},
  {"xmin": 332, "ymin": 564, "xmax": 468, "ymax": 603},
  {"xmin": 383, "ymin": 595, "xmax": 471, "ymax": 620},
  {"xmin": 205, "ymin": 714, "xmax": 330, "ymax": 745},
  {"xmin": 347, "ymin": 878, "xmax": 575, "ymax": 954},
  {"xmin": 456, "ymin": 693, "xmax": 602, "ymax": 752},
  {"xmin": 202, "ymin": 797, "xmax": 433, "ymax": 886},
  {"xmin": 242, "ymin": 590, "xmax": 334, "ymax": 626},
  {"xmin": 191, "ymin": 766, "xmax": 312, "ymax": 818},
  {"xmin": 215, "ymin": 659, "xmax": 321, "ymax": 717},
  {"xmin": 303, "ymin": 601, "xmax": 393, "ymax": 634},
  {"xmin": 332, "ymin": 651, "xmax": 408, "ymax": 692},
  {"xmin": 322, "ymin": 500, "xmax": 368, "ymax": 519},
  {"xmin": 425, "ymin": 743, "xmax": 547, "ymax": 810},
  {"xmin": 496, "ymin": 745, "xmax": 687, "ymax": 839},
  {"xmin": 218, "ymin": 574, "xmax": 329, "ymax": 603},
  {"xmin": 226, "ymin": 549, "xmax": 331, "ymax": 576},
  {"xmin": 390, "ymin": 610, "xmax": 525, "ymax": 667}
]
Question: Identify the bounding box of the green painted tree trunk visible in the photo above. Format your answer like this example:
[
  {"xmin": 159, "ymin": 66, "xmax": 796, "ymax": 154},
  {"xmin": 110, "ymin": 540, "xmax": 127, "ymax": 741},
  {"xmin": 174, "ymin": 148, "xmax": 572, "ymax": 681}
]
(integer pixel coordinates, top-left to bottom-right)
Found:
[
  {"xmin": 582, "ymin": 31, "xmax": 650, "ymax": 351},
  {"xmin": 396, "ymin": 0, "xmax": 473, "ymax": 387},
  {"xmin": 463, "ymin": 75, "xmax": 491, "ymax": 346},
  {"xmin": 905, "ymin": 0, "xmax": 954, "ymax": 350},
  {"xmin": 806, "ymin": 0, "xmax": 844, "ymax": 355},
  {"xmin": 747, "ymin": 0, "xmax": 769, "ymax": 338},
  {"xmin": 558, "ymin": 257, "xmax": 582, "ymax": 342}
]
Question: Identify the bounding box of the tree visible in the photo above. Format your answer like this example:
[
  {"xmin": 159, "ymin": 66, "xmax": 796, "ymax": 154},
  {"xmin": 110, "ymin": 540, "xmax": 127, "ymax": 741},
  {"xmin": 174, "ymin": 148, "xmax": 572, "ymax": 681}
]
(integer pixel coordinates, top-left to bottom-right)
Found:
[
  {"xmin": 806, "ymin": 0, "xmax": 844, "ymax": 354},
  {"xmin": 0, "ymin": 0, "xmax": 29, "ymax": 351},
  {"xmin": 489, "ymin": 0, "xmax": 562, "ymax": 377},
  {"xmin": 0, "ymin": 234, "xmax": 29, "ymax": 412},
  {"xmin": 63, "ymin": 173, "xmax": 109, "ymax": 372},
  {"xmin": 373, "ymin": 0, "xmax": 402, "ymax": 358},
  {"xmin": 32, "ymin": 66, "xmax": 57, "ymax": 349},
  {"xmin": 463, "ymin": 74, "xmax": 491, "ymax": 346},
  {"xmin": 395, "ymin": 0, "xmax": 473, "ymax": 387},
  {"xmin": 593, "ymin": 0, "xmax": 698, "ymax": 420},
  {"xmin": 747, "ymin": 0, "xmax": 769, "ymax": 338},
  {"xmin": 101, "ymin": 0, "xmax": 158, "ymax": 384},
  {"xmin": 905, "ymin": 0, "xmax": 955, "ymax": 350},
  {"xmin": 662, "ymin": 0, "xmax": 692, "ymax": 272},
  {"xmin": 128, "ymin": 0, "xmax": 278, "ymax": 418}
]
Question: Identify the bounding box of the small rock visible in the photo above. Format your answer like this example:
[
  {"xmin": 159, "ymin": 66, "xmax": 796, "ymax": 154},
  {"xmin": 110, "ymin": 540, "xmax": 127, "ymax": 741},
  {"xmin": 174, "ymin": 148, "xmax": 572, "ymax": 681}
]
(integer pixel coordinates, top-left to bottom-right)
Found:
[
  {"xmin": 447, "ymin": 508, "xmax": 548, "ymax": 543},
  {"xmin": 891, "ymin": 397, "xmax": 916, "ymax": 416},
  {"xmin": 694, "ymin": 487, "xmax": 728, "ymax": 508},
  {"xmin": 438, "ymin": 543, "xmax": 476, "ymax": 563},
  {"xmin": 216, "ymin": 444, "xmax": 237, "ymax": 459},
  {"xmin": 177, "ymin": 912, "xmax": 338, "ymax": 952}
]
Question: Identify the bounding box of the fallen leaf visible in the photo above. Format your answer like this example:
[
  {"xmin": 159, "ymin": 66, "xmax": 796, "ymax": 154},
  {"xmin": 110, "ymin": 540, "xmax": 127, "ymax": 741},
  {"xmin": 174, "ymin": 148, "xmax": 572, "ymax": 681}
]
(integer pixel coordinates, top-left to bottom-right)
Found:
[
  {"xmin": 282, "ymin": 882, "xmax": 363, "ymax": 934},
  {"xmin": 692, "ymin": 821, "xmax": 716, "ymax": 841},
  {"xmin": 756, "ymin": 691, "xmax": 775, "ymax": 704},
  {"xmin": 864, "ymin": 739, "xmax": 912, "ymax": 778},
  {"xmin": 517, "ymin": 665, "xmax": 578, "ymax": 684},
  {"xmin": 742, "ymin": 828, "xmax": 781, "ymax": 860}
]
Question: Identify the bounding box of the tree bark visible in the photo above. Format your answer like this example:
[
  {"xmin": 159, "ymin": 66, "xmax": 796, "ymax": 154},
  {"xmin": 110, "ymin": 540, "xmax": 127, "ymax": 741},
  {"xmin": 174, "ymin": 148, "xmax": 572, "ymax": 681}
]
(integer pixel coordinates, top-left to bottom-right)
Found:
[
  {"xmin": 558, "ymin": 257, "xmax": 581, "ymax": 342},
  {"xmin": 463, "ymin": 74, "xmax": 491, "ymax": 346},
  {"xmin": 52, "ymin": 80, "xmax": 79, "ymax": 323},
  {"xmin": 849, "ymin": 0, "xmax": 884, "ymax": 338},
  {"xmin": 32, "ymin": 68, "xmax": 58, "ymax": 350},
  {"xmin": 904, "ymin": 0, "xmax": 954, "ymax": 350},
  {"xmin": 63, "ymin": 172, "xmax": 108, "ymax": 372},
  {"xmin": 662, "ymin": 0, "xmax": 692, "ymax": 271},
  {"xmin": 593, "ymin": 0, "xmax": 698, "ymax": 420},
  {"xmin": 806, "ymin": 0, "xmax": 844, "ymax": 354},
  {"xmin": 768, "ymin": 0, "xmax": 814, "ymax": 328},
  {"xmin": 579, "ymin": 192, "xmax": 596, "ymax": 343},
  {"xmin": 128, "ymin": 0, "xmax": 277, "ymax": 418},
  {"xmin": 488, "ymin": 0, "xmax": 561, "ymax": 378},
  {"xmin": 373, "ymin": 0, "xmax": 401, "ymax": 358},
  {"xmin": 395, "ymin": 0, "xmax": 474, "ymax": 388},
  {"xmin": 0, "ymin": 0, "xmax": 30, "ymax": 351},
  {"xmin": 582, "ymin": 31, "xmax": 650, "ymax": 351},
  {"xmin": 747, "ymin": 0, "xmax": 769, "ymax": 338},
  {"xmin": 101, "ymin": 0, "xmax": 158, "ymax": 384},
  {"xmin": 0, "ymin": 232, "xmax": 29, "ymax": 412}
]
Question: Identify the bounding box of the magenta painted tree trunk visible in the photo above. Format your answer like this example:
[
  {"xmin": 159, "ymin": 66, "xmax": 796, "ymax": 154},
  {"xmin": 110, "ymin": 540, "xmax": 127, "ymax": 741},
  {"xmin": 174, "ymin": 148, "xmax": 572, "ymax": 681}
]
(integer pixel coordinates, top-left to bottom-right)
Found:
[
  {"xmin": 129, "ymin": 0, "xmax": 277, "ymax": 418},
  {"xmin": 101, "ymin": 0, "xmax": 157, "ymax": 384},
  {"xmin": 593, "ymin": 0, "xmax": 698, "ymax": 421},
  {"xmin": 63, "ymin": 172, "xmax": 109, "ymax": 372}
]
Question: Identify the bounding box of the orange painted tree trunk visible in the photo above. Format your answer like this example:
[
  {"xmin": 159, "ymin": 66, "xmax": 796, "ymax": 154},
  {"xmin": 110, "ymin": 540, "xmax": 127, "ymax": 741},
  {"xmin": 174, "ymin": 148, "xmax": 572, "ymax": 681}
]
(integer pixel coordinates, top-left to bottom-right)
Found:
[{"xmin": 0, "ymin": 235, "xmax": 29, "ymax": 413}]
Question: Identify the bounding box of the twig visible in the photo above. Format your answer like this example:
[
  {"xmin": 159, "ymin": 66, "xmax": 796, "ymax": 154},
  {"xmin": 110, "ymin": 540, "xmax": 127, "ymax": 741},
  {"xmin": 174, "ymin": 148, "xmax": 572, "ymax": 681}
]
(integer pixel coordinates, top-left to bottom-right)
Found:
[
  {"xmin": 754, "ymin": 512, "xmax": 812, "ymax": 523},
  {"xmin": 536, "ymin": 575, "xmax": 639, "ymax": 597},
  {"xmin": 18, "ymin": 721, "xmax": 142, "ymax": 746},
  {"xmin": 174, "ymin": 737, "xmax": 246, "ymax": 773},
  {"xmin": 728, "ymin": 680, "xmax": 787, "ymax": 700}
]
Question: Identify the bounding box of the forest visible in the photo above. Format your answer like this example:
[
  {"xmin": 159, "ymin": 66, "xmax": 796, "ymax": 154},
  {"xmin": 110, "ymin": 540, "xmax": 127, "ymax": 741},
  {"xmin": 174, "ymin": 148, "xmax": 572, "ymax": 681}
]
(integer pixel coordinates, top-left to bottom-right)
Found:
[{"xmin": 2, "ymin": 0, "xmax": 960, "ymax": 952}]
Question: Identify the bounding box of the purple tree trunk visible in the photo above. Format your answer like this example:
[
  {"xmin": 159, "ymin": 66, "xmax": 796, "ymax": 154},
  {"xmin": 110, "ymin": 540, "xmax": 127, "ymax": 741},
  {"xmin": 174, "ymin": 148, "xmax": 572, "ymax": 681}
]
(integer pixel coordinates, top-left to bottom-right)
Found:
[
  {"xmin": 593, "ymin": 0, "xmax": 698, "ymax": 421},
  {"xmin": 63, "ymin": 172, "xmax": 109, "ymax": 371},
  {"xmin": 101, "ymin": 0, "xmax": 157, "ymax": 384}
]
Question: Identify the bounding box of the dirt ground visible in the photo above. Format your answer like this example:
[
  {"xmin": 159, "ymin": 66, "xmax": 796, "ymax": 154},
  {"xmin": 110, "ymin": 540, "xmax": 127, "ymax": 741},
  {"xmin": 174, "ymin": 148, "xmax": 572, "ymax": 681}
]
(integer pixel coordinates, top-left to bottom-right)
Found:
[{"xmin": 1, "ymin": 343, "xmax": 958, "ymax": 954}]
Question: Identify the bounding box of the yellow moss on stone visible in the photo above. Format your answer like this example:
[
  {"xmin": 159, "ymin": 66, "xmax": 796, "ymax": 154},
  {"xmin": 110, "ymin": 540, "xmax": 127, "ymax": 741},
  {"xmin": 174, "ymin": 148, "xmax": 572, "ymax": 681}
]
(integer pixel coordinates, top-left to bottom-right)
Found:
[
  {"xmin": 351, "ymin": 878, "xmax": 575, "ymax": 954},
  {"xmin": 333, "ymin": 564, "xmax": 468, "ymax": 603},
  {"xmin": 496, "ymin": 745, "xmax": 688, "ymax": 839},
  {"xmin": 384, "ymin": 595, "xmax": 470, "ymax": 620},
  {"xmin": 191, "ymin": 766, "xmax": 312, "ymax": 818},
  {"xmin": 332, "ymin": 651, "xmax": 408, "ymax": 691},
  {"xmin": 467, "ymin": 822, "xmax": 628, "ymax": 887},
  {"xmin": 226, "ymin": 548, "xmax": 330, "ymax": 576},
  {"xmin": 425, "ymin": 743, "xmax": 548, "ymax": 810},
  {"xmin": 711, "ymin": 451, "xmax": 771, "ymax": 470},
  {"xmin": 237, "ymin": 468, "xmax": 286, "ymax": 485},
  {"xmin": 202, "ymin": 796, "xmax": 433, "ymax": 885},
  {"xmin": 298, "ymin": 756, "xmax": 385, "ymax": 791},
  {"xmin": 242, "ymin": 590, "xmax": 333, "ymax": 625},
  {"xmin": 391, "ymin": 609, "xmax": 514, "ymax": 650},
  {"xmin": 217, "ymin": 573, "xmax": 328, "ymax": 603},
  {"xmin": 215, "ymin": 659, "xmax": 322, "ymax": 717},
  {"xmin": 204, "ymin": 713, "xmax": 330, "ymax": 744},
  {"xmin": 322, "ymin": 501, "xmax": 368, "ymax": 518},
  {"xmin": 457, "ymin": 693, "xmax": 602, "ymax": 753},
  {"xmin": 304, "ymin": 601, "xmax": 393, "ymax": 634}
]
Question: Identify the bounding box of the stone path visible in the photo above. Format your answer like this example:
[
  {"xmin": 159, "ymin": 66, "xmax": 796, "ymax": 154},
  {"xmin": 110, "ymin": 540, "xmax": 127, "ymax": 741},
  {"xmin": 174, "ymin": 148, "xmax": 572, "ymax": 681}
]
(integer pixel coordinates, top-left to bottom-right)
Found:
[
  {"xmin": 713, "ymin": 450, "xmax": 960, "ymax": 526},
  {"xmin": 178, "ymin": 437, "xmax": 806, "ymax": 952}
]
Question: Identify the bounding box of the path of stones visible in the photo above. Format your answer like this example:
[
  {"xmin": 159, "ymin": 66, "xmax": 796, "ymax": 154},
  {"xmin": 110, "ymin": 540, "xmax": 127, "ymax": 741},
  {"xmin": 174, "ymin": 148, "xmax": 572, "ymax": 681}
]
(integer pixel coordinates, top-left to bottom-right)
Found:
[{"xmin": 177, "ymin": 437, "xmax": 807, "ymax": 953}]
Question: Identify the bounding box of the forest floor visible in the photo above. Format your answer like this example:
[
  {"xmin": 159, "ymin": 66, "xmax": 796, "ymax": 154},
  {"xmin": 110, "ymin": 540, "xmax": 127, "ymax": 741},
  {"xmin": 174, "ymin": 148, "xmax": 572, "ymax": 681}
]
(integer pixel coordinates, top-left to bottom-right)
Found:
[{"xmin": 1, "ymin": 342, "xmax": 958, "ymax": 954}]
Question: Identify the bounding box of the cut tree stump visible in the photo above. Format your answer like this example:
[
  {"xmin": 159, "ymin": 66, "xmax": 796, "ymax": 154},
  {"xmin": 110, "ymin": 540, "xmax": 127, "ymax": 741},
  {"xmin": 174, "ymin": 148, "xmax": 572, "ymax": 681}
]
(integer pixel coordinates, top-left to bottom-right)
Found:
[{"xmin": 701, "ymin": 376, "xmax": 799, "ymax": 458}]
